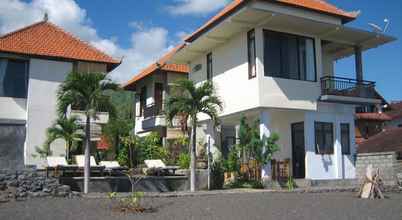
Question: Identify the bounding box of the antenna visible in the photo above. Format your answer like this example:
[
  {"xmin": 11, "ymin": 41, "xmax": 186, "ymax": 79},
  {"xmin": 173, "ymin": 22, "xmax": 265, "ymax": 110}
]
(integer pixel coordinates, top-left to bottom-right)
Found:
[
  {"xmin": 43, "ymin": 12, "xmax": 49, "ymax": 22},
  {"xmin": 368, "ymin": 18, "xmax": 391, "ymax": 33},
  {"xmin": 383, "ymin": 18, "xmax": 390, "ymax": 33}
]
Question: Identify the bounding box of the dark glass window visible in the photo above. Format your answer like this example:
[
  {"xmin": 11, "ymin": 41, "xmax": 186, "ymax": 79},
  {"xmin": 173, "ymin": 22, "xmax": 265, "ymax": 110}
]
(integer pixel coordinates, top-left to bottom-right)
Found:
[
  {"xmin": 247, "ymin": 29, "xmax": 256, "ymax": 79},
  {"xmin": 264, "ymin": 30, "xmax": 316, "ymax": 81},
  {"xmin": 315, "ymin": 122, "xmax": 334, "ymax": 154},
  {"xmin": 0, "ymin": 59, "xmax": 29, "ymax": 98},
  {"xmin": 206, "ymin": 53, "xmax": 213, "ymax": 81},
  {"xmin": 341, "ymin": 123, "xmax": 351, "ymax": 155}
]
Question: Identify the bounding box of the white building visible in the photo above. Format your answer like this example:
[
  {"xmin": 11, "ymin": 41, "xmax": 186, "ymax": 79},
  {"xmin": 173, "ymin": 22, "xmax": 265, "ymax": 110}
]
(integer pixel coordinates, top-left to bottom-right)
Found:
[
  {"xmin": 168, "ymin": 0, "xmax": 396, "ymax": 180},
  {"xmin": 0, "ymin": 20, "xmax": 120, "ymax": 169},
  {"xmin": 123, "ymin": 46, "xmax": 188, "ymax": 143}
]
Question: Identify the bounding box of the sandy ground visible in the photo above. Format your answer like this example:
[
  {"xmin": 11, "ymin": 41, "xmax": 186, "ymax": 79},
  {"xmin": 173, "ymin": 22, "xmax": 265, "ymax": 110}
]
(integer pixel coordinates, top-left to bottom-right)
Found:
[{"xmin": 0, "ymin": 192, "xmax": 401, "ymax": 220}]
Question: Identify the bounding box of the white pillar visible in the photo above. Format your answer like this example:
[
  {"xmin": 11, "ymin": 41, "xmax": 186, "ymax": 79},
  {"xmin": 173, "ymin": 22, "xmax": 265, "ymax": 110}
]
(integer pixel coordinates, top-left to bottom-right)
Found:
[
  {"xmin": 334, "ymin": 119, "xmax": 343, "ymax": 179},
  {"xmin": 259, "ymin": 110, "xmax": 272, "ymax": 180}
]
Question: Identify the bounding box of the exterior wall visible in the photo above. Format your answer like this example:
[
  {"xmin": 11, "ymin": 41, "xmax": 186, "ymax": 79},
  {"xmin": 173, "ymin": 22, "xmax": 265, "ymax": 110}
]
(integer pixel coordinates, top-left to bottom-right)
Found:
[
  {"xmin": 304, "ymin": 102, "xmax": 356, "ymax": 180},
  {"xmin": 356, "ymin": 152, "xmax": 401, "ymax": 186},
  {"xmin": 255, "ymin": 27, "xmax": 323, "ymax": 111},
  {"xmin": 0, "ymin": 97, "xmax": 26, "ymax": 122},
  {"xmin": 134, "ymin": 72, "xmax": 187, "ymax": 136},
  {"xmin": 269, "ymin": 110, "xmax": 304, "ymax": 161},
  {"xmin": 189, "ymin": 31, "xmax": 260, "ymax": 120},
  {"xmin": 25, "ymin": 58, "xmax": 73, "ymax": 168},
  {"xmin": 74, "ymin": 61, "xmax": 107, "ymax": 73}
]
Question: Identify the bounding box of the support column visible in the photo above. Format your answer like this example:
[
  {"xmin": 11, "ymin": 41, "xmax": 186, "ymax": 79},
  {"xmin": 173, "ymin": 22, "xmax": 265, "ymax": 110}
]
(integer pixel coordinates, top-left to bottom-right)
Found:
[
  {"xmin": 354, "ymin": 46, "xmax": 363, "ymax": 82},
  {"xmin": 259, "ymin": 110, "xmax": 272, "ymax": 180}
]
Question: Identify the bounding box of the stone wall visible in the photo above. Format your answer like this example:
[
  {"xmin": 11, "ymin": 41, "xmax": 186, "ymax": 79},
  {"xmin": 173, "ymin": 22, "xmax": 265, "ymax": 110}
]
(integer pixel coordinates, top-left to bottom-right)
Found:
[
  {"xmin": 356, "ymin": 152, "xmax": 402, "ymax": 186},
  {"xmin": 0, "ymin": 168, "xmax": 73, "ymax": 202}
]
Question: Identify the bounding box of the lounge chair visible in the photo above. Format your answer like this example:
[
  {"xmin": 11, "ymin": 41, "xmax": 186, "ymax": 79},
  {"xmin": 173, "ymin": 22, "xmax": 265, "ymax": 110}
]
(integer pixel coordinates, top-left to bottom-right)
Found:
[
  {"xmin": 144, "ymin": 159, "xmax": 179, "ymax": 175},
  {"xmin": 99, "ymin": 161, "xmax": 128, "ymax": 175},
  {"xmin": 75, "ymin": 155, "xmax": 105, "ymax": 175},
  {"xmin": 46, "ymin": 156, "xmax": 78, "ymax": 177}
]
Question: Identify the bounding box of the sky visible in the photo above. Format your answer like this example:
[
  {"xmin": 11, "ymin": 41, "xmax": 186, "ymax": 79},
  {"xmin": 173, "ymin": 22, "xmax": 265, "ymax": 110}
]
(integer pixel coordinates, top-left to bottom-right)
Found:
[{"xmin": 0, "ymin": 0, "xmax": 401, "ymax": 101}]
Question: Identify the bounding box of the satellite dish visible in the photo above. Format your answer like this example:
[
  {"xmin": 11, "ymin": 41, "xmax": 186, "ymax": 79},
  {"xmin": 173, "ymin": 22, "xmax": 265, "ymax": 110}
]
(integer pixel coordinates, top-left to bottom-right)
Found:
[
  {"xmin": 368, "ymin": 23, "xmax": 383, "ymax": 33},
  {"xmin": 368, "ymin": 18, "xmax": 390, "ymax": 33}
]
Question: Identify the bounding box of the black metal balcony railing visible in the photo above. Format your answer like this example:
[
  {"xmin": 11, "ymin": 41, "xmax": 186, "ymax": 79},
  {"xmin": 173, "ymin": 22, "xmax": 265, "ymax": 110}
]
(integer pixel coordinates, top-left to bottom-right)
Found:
[
  {"xmin": 320, "ymin": 76, "xmax": 376, "ymax": 99},
  {"xmin": 143, "ymin": 103, "xmax": 163, "ymax": 118}
]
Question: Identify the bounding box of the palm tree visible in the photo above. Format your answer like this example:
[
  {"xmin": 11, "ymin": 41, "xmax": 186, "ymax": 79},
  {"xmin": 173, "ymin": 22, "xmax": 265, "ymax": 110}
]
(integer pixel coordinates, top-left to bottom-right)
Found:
[
  {"xmin": 165, "ymin": 79, "xmax": 222, "ymax": 191},
  {"xmin": 46, "ymin": 116, "xmax": 83, "ymax": 161},
  {"xmin": 57, "ymin": 72, "xmax": 119, "ymax": 194}
]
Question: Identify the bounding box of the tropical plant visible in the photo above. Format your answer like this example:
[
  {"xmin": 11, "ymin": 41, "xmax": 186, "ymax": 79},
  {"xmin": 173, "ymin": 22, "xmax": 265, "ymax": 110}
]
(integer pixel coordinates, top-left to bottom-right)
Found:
[
  {"xmin": 57, "ymin": 72, "xmax": 119, "ymax": 194},
  {"xmin": 118, "ymin": 132, "xmax": 169, "ymax": 168},
  {"xmin": 178, "ymin": 152, "xmax": 190, "ymax": 169},
  {"xmin": 165, "ymin": 79, "xmax": 222, "ymax": 192},
  {"xmin": 46, "ymin": 116, "xmax": 83, "ymax": 161},
  {"xmin": 211, "ymin": 160, "xmax": 224, "ymax": 189},
  {"xmin": 33, "ymin": 137, "xmax": 53, "ymax": 159},
  {"xmin": 223, "ymin": 147, "xmax": 240, "ymax": 173}
]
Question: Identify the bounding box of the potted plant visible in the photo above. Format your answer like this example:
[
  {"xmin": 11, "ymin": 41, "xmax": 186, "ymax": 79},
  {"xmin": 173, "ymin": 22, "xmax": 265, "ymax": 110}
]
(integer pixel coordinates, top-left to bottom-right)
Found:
[{"xmin": 223, "ymin": 147, "xmax": 239, "ymax": 185}]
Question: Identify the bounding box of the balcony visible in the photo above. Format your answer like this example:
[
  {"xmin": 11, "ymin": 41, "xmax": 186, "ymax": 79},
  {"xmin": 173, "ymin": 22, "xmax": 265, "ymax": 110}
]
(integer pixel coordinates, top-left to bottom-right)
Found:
[
  {"xmin": 140, "ymin": 103, "xmax": 184, "ymax": 130},
  {"xmin": 320, "ymin": 76, "xmax": 380, "ymax": 104}
]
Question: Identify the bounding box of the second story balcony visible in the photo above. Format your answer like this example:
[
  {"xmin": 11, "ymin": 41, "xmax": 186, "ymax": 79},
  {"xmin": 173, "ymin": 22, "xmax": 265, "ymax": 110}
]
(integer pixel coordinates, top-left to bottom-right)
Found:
[{"xmin": 320, "ymin": 76, "xmax": 380, "ymax": 105}]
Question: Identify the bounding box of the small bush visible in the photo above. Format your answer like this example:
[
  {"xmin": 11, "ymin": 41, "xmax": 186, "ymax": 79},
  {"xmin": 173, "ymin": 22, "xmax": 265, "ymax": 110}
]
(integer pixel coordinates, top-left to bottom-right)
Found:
[
  {"xmin": 211, "ymin": 161, "xmax": 224, "ymax": 189},
  {"xmin": 178, "ymin": 153, "xmax": 190, "ymax": 169},
  {"xmin": 226, "ymin": 179, "xmax": 264, "ymax": 189}
]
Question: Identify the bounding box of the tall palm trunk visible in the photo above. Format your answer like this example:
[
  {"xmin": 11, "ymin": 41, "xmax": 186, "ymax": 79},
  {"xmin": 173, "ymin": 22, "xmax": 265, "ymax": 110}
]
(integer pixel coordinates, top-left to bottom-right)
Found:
[
  {"xmin": 190, "ymin": 117, "xmax": 197, "ymax": 192},
  {"xmin": 66, "ymin": 141, "xmax": 71, "ymax": 162},
  {"xmin": 84, "ymin": 114, "xmax": 91, "ymax": 194}
]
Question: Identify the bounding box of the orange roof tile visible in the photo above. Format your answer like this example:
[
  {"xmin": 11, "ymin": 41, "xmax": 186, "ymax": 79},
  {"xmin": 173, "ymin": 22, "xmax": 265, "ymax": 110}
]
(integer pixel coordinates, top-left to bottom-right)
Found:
[
  {"xmin": 123, "ymin": 44, "xmax": 189, "ymax": 90},
  {"xmin": 185, "ymin": 0, "xmax": 358, "ymax": 42},
  {"xmin": 355, "ymin": 113, "xmax": 392, "ymax": 121},
  {"xmin": 0, "ymin": 21, "xmax": 120, "ymax": 70}
]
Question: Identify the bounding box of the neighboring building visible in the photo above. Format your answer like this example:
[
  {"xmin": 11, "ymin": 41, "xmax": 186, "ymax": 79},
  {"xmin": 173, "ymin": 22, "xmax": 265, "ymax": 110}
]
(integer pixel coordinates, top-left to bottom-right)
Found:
[
  {"xmin": 0, "ymin": 19, "xmax": 120, "ymax": 169},
  {"xmin": 356, "ymin": 127, "xmax": 402, "ymax": 185},
  {"xmin": 167, "ymin": 0, "xmax": 396, "ymax": 181},
  {"xmin": 355, "ymin": 100, "xmax": 402, "ymax": 144},
  {"xmin": 123, "ymin": 46, "xmax": 189, "ymax": 144}
]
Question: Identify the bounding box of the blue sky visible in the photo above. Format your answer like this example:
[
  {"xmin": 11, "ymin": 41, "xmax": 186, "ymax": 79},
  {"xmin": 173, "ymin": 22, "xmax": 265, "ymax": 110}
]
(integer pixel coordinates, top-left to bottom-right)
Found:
[{"xmin": 1, "ymin": 0, "xmax": 401, "ymax": 101}]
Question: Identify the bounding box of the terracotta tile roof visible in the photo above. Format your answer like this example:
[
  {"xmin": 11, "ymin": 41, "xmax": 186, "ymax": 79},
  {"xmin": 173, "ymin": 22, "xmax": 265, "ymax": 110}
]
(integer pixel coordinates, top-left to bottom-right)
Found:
[
  {"xmin": 358, "ymin": 127, "xmax": 402, "ymax": 153},
  {"xmin": 355, "ymin": 113, "xmax": 392, "ymax": 121},
  {"xmin": 184, "ymin": 0, "xmax": 358, "ymax": 42},
  {"xmin": 0, "ymin": 21, "xmax": 120, "ymax": 69},
  {"xmin": 123, "ymin": 44, "xmax": 189, "ymax": 90},
  {"xmin": 387, "ymin": 101, "xmax": 402, "ymax": 120}
]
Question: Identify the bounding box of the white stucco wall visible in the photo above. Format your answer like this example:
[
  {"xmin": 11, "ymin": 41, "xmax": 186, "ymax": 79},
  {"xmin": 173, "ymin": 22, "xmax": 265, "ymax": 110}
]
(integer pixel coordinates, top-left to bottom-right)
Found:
[
  {"xmin": 0, "ymin": 97, "xmax": 26, "ymax": 122},
  {"xmin": 189, "ymin": 31, "xmax": 260, "ymax": 120},
  {"xmin": 25, "ymin": 58, "xmax": 72, "ymax": 167},
  {"xmin": 304, "ymin": 102, "xmax": 356, "ymax": 180}
]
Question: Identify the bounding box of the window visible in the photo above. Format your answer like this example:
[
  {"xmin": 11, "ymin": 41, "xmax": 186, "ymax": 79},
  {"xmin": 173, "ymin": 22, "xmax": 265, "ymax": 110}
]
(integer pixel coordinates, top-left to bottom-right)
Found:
[
  {"xmin": 248, "ymin": 29, "xmax": 256, "ymax": 79},
  {"xmin": 315, "ymin": 122, "xmax": 334, "ymax": 154},
  {"xmin": 341, "ymin": 123, "xmax": 350, "ymax": 155},
  {"xmin": 206, "ymin": 53, "xmax": 213, "ymax": 81},
  {"xmin": 139, "ymin": 86, "xmax": 147, "ymax": 117},
  {"xmin": 263, "ymin": 30, "xmax": 316, "ymax": 81},
  {"xmin": 0, "ymin": 59, "xmax": 29, "ymax": 98}
]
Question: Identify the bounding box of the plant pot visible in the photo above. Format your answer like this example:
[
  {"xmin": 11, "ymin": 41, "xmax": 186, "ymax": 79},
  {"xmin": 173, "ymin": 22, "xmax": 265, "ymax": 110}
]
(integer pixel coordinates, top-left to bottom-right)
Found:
[{"xmin": 224, "ymin": 171, "xmax": 237, "ymax": 185}]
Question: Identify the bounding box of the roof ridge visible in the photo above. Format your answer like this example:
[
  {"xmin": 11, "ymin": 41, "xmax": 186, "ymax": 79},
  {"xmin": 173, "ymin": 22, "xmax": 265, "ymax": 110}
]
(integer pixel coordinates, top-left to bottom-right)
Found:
[
  {"xmin": 44, "ymin": 22, "xmax": 120, "ymax": 64},
  {"xmin": 0, "ymin": 20, "xmax": 46, "ymax": 39}
]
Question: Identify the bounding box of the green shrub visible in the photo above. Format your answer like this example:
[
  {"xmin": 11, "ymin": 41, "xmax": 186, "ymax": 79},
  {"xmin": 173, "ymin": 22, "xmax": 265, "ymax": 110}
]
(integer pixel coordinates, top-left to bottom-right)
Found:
[
  {"xmin": 178, "ymin": 153, "xmax": 190, "ymax": 169},
  {"xmin": 226, "ymin": 179, "xmax": 264, "ymax": 189},
  {"xmin": 211, "ymin": 161, "xmax": 224, "ymax": 189},
  {"xmin": 223, "ymin": 148, "xmax": 240, "ymax": 173}
]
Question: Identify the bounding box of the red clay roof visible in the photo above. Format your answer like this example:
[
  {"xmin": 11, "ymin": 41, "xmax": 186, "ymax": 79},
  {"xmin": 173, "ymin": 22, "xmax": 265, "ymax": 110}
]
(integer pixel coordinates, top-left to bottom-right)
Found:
[
  {"xmin": 0, "ymin": 21, "xmax": 120, "ymax": 69},
  {"xmin": 355, "ymin": 113, "xmax": 392, "ymax": 121},
  {"xmin": 358, "ymin": 127, "xmax": 402, "ymax": 153},
  {"xmin": 387, "ymin": 101, "xmax": 402, "ymax": 120},
  {"xmin": 184, "ymin": 0, "xmax": 358, "ymax": 42},
  {"xmin": 123, "ymin": 44, "xmax": 189, "ymax": 90}
]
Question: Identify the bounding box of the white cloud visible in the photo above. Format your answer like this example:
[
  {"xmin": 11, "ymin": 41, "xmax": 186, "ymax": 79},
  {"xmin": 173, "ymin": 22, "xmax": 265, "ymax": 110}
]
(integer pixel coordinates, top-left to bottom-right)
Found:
[
  {"xmin": 0, "ymin": 0, "xmax": 173, "ymax": 83},
  {"xmin": 167, "ymin": 0, "xmax": 229, "ymax": 16}
]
